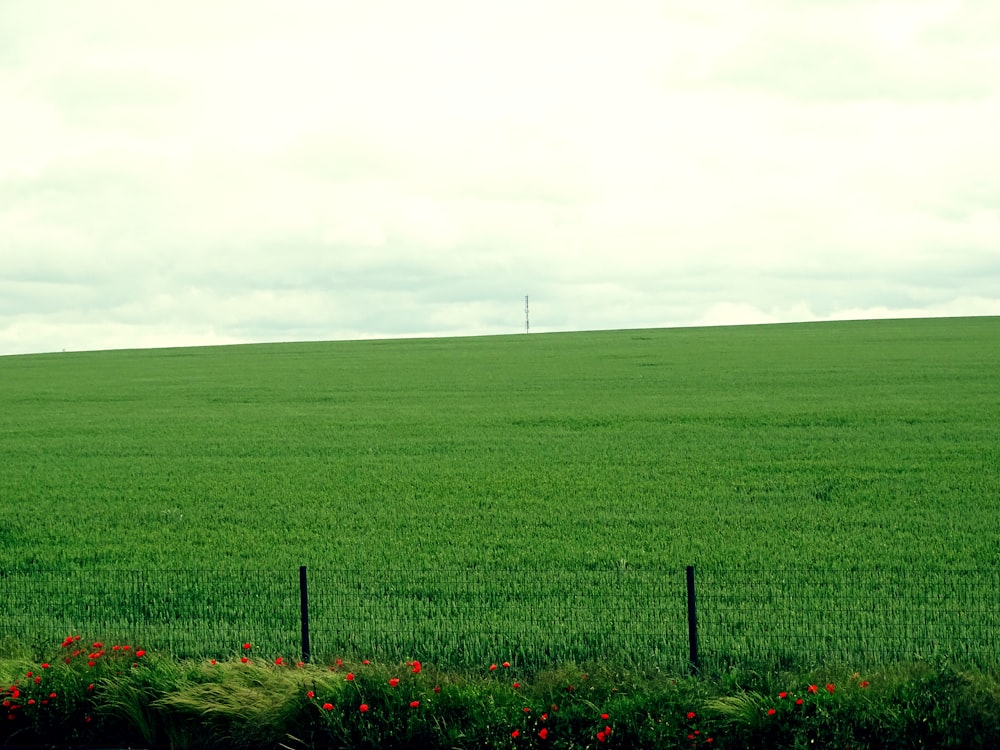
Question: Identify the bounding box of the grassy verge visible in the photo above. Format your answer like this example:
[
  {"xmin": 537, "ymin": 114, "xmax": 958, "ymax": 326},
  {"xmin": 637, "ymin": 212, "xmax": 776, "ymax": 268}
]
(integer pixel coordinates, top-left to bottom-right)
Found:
[{"xmin": 3, "ymin": 638, "xmax": 999, "ymax": 749}]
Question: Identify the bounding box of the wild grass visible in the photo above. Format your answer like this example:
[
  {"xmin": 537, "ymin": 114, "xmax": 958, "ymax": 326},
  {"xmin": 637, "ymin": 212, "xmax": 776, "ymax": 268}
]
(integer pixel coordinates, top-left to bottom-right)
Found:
[{"xmin": 3, "ymin": 638, "xmax": 1000, "ymax": 749}]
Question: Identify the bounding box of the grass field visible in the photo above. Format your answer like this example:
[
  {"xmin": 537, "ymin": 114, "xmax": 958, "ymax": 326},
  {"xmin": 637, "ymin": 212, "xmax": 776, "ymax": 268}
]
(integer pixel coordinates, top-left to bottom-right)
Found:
[{"xmin": 1, "ymin": 316, "xmax": 998, "ymax": 667}]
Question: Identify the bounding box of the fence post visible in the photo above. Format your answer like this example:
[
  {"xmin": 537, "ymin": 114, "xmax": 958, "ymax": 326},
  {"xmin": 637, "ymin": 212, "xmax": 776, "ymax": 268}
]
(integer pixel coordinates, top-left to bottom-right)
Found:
[
  {"xmin": 686, "ymin": 565, "xmax": 699, "ymax": 674},
  {"xmin": 300, "ymin": 566, "xmax": 311, "ymax": 664}
]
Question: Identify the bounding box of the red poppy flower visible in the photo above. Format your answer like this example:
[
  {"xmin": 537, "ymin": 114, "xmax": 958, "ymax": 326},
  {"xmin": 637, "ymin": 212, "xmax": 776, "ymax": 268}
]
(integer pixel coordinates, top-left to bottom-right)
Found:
[
  {"xmin": 359, "ymin": 703, "xmax": 369, "ymax": 713},
  {"xmin": 538, "ymin": 728, "xmax": 548, "ymax": 740},
  {"xmin": 511, "ymin": 730, "xmax": 520, "ymax": 738},
  {"xmin": 807, "ymin": 685, "xmax": 818, "ymax": 694},
  {"xmin": 686, "ymin": 711, "xmax": 696, "ymax": 720},
  {"xmin": 409, "ymin": 700, "xmax": 420, "ymax": 708},
  {"xmin": 389, "ymin": 678, "xmax": 399, "ymax": 687},
  {"xmin": 767, "ymin": 708, "xmax": 776, "ymax": 716},
  {"xmin": 322, "ymin": 702, "xmax": 334, "ymax": 711},
  {"xmin": 778, "ymin": 692, "xmax": 787, "ymax": 699},
  {"xmin": 345, "ymin": 673, "xmax": 355, "ymax": 681},
  {"xmin": 502, "ymin": 661, "xmax": 510, "ymax": 668},
  {"xmin": 274, "ymin": 657, "xmax": 284, "ymax": 666},
  {"xmin": 826, "ymin": 684, "xmax": 835, "ymax": 694},
  {"xmin": 243, "ymin": 643, "xmax": 252, "ymax": 650},
  {"xmin": 796, "ymin": 698, "xmax": 804, "ymax": 705},
  {"xmin": 306, "ymin": 691, "xmax": 315, "ymax": 699},
  {"xmin": 411, "ymin": 660, "xmax": 422, "ymax": 673},
  {"xmin": 597, "ymin": 731, "xmax": 607, "ymax": 742},
  {"xmin": 135, "ymin": 650, "xmax": 146, "ymax": 658},
  {"xmin": 860, "ymin": 680, "xmax": 870, "ymax": 688},
  {"xmin": 489, "ymin": 664, "xmax": 497, "ymax": 671}
]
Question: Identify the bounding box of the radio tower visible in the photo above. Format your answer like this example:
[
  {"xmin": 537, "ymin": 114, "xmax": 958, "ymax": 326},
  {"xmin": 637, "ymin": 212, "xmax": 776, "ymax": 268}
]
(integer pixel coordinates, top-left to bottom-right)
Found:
[{"xmin": 524, "ymin": 295, "xmax": 530, "ymax": 333}]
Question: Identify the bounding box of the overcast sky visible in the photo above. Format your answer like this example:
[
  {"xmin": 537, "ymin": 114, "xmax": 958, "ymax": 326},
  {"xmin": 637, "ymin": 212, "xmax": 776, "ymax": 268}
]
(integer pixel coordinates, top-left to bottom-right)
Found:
[{"xmin": 2, "ymin": 0, "xmax": 999, "ymax": 355}]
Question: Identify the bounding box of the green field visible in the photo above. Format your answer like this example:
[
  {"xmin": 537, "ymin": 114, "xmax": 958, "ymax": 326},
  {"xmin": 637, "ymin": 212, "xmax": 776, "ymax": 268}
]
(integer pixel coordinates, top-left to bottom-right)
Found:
[{"xmin": 1, "ymin": 316, "xmax": 998, "ymax": 668}]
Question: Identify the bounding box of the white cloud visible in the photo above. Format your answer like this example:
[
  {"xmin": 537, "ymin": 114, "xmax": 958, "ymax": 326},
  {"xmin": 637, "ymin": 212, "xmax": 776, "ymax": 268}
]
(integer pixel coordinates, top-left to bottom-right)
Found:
[{"xmin": 1, "ymin": 0, "xmax": 999, "ymax": 355}]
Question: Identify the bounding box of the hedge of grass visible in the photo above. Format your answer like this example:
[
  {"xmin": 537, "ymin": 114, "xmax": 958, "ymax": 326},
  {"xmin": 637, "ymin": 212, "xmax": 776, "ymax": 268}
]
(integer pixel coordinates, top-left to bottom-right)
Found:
[{"xmin": 3, "ymin": 638, "xmax": 1000, "ymax": 749}]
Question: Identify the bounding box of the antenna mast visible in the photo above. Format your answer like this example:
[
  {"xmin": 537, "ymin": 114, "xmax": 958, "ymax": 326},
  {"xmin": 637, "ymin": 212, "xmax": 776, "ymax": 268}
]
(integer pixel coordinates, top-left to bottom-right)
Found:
[{"xmin": 524, "ymin": 295, "xmax": 530, "ymax": 333}]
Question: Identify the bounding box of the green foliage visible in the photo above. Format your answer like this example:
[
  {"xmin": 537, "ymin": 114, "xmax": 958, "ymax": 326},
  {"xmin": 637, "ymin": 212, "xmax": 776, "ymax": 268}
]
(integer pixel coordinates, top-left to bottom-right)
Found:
[
  {"xmin": 703, "ymin": 665, "xmax": 1000, "ymax": 749},
  {"xmin": 3, "ymin": 639, "xmax": 1000, "ymax": 749}
]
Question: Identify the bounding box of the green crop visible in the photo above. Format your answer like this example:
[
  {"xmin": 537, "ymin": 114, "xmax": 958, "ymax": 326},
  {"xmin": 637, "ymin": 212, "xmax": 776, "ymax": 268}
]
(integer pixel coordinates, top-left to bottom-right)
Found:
[{"xmin": 1, "ymin": 317, "xmax": 998, "ymax": 668}]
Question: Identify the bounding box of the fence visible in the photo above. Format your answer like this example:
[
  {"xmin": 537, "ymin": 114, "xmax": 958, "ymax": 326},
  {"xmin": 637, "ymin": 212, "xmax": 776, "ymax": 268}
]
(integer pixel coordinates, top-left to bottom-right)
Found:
[{"xmin": 2, "ymin": 565, "xmax": 998, "ymax": 671}]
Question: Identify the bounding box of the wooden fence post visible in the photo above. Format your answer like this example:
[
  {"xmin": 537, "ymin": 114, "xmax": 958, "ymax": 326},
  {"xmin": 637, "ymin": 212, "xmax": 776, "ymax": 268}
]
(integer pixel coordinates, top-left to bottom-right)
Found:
[
  {"xmin": 686, "ymin": 565, "xmax": 699, "ymax": 674},
  {"xmin": 300, "ymin": 566, "xmax": 311, "ymax": 664}
]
